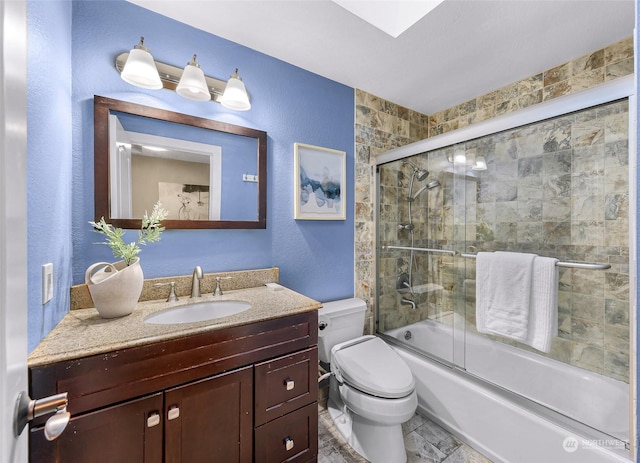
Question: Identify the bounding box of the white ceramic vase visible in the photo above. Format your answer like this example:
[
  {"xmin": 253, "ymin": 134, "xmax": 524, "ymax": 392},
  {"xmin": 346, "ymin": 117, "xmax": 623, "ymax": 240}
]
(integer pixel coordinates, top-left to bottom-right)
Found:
[{"xmin": 85, "ymin": 257, "xmax": 144, "ymax": 318}]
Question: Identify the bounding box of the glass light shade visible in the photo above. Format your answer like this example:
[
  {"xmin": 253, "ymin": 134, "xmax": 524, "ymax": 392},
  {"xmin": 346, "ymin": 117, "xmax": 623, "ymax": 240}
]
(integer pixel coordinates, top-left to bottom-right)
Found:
[
  {"xmin": 176, "ymin": 56, "xmax": 211, "ymax": 102},
  {"xmin": 220, "ymin": 69, "xmax": 251, "ymax": 111},
  {"xmin": 120, "ymin": 39, "xmax": 162, "ymax": 90},
  {"xmin": 453, "ymin": 152, "xmax": 467, "ymax": 165},
  {"xmin": 472, "ymin": 155, "xmax": 487, "ymax": 171}
]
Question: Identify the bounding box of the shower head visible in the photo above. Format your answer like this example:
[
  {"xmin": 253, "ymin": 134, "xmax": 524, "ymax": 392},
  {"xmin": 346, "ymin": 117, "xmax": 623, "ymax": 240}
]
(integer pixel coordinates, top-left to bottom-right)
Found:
[
  {"xmin": 402, "ymin": 160, "xmax": 429, "ymax": 182},
  {"xmin": 415, "ymin": 169, "xmax": 429, "ymax": 181},
  {"xmin": 409, "ymin": 179, "xmax": 441, "ymax": 200}
]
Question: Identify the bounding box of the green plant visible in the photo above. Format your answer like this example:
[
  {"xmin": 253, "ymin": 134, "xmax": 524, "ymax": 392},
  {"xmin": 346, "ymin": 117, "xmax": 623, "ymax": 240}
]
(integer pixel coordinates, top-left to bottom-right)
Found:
[{"xmin": 90, "ymin": 202, "xmax": 169, "ymax": 266}]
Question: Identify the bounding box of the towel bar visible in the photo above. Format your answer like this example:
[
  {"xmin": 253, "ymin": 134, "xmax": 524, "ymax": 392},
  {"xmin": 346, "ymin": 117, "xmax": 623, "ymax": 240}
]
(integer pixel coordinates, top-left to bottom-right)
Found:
[
  {"xmin": 460, "ymin": 253, "xmax": 611, "ymax": 270},
  {"xmin": 380, "ymin": 246, "xmax": 611, "ymax": 270}
]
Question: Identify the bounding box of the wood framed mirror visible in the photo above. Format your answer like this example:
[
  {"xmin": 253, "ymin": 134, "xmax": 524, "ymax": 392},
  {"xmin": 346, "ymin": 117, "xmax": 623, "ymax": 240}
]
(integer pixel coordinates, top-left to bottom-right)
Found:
[{"xmin": 94, "ymin": 95, "xmax": 267, "ymax": 229}]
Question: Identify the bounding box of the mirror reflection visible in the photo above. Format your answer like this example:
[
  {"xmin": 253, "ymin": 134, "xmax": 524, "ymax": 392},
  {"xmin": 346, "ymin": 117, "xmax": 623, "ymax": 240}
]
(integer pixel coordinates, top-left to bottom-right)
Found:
[{"xmin": 94, "ymin": 96, "xmax": 267, "ymax": 229}]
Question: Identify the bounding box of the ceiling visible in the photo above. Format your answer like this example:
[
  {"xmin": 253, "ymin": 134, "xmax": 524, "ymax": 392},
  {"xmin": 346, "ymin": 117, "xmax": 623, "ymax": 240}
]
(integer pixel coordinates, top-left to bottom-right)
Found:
[{"xmin": 128, "ymin": 0, "xmax": 634, "ymax": 115}]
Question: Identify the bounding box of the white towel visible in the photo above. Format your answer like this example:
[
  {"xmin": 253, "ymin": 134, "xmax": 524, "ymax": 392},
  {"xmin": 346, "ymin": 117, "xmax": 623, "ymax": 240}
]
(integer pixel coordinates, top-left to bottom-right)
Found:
[
  {"xmin": 523, "ymin": 256, "xmax": 559, "ymax": 353},
  {"xmin": 476, "ymin": 251, "xmax": 536, "ymax": 342}
]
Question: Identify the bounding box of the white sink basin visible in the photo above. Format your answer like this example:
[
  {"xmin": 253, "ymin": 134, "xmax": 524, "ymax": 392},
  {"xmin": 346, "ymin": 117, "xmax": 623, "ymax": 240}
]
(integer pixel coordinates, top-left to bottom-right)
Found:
[{"xmin": 144, "ymin": 300, "xmax": 251, "ymax": 325}]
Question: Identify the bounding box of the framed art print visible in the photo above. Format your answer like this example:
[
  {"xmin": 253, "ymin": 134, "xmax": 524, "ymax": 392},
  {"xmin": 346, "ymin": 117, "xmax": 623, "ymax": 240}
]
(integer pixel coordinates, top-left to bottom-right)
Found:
[{"xmin": 294, "ymin": 143, "xmax": 346, "ymax": 220}]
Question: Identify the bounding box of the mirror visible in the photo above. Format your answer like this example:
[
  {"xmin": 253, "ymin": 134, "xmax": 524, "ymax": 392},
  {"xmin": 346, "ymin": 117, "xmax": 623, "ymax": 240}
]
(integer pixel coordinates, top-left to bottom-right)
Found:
[{"xmin": 94, "ymin": 96, "xmax": 267, "ymax": 229}]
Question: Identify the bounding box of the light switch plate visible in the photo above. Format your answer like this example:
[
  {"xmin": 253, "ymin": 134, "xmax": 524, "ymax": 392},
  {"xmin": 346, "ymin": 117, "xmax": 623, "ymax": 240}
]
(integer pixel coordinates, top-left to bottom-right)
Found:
[{"xmin": 42, "ymin": 263, "xmax": 53, "ymax": 304}]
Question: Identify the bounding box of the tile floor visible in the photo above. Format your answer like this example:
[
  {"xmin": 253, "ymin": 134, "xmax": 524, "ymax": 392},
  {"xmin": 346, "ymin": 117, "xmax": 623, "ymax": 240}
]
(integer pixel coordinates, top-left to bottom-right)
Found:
[{"xmin": 318, "ymin": 404, "xmax": 494, "ymax": 463}]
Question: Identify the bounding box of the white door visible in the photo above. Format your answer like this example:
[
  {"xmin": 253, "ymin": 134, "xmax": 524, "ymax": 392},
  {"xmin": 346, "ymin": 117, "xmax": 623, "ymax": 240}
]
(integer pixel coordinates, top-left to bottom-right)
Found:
[{"xmin": 1, "ymin": 0, "xmax": 29, "ymax": 462}]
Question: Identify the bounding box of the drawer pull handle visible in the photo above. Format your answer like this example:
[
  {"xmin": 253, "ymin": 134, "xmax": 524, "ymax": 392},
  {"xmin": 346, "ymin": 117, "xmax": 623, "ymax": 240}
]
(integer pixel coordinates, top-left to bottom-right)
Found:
[
  {"xmin": 147, "ymin": 412, "xmax": 160, "ymax": 428},
  {"xmin": 285, "ymin": 379, "xmax": 295, "ymax": 391},
  {"xmin": 284, "ymin": 437, "xmax": 294, "ymax": 451},
  {"xmin": 167, "ymin": 407, "xmax": 180, "ymax": 421}
]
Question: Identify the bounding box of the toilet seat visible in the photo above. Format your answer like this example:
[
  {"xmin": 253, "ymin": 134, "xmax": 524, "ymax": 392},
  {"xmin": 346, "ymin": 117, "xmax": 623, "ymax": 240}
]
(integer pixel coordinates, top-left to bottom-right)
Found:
[
  {"xmin": 336, "ymin": 381, "xmax": 418, "ymax": 424},
  {"xmin": 331, "ymin": 335, "xmax": 415, "ymax": 399}
]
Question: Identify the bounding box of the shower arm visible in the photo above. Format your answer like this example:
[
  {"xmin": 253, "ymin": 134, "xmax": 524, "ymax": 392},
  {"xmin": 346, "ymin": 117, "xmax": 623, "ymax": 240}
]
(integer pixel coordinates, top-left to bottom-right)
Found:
[{"xmin": 410, "ymin": 180, "xmax": 440, "ymax": 201}]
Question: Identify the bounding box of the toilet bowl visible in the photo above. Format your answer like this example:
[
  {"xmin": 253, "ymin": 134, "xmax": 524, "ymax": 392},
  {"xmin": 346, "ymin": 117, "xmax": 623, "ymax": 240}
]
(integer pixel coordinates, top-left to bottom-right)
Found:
[{"xmin": 319, "ymin": 299, "xmax": 417, "ymax": 463}]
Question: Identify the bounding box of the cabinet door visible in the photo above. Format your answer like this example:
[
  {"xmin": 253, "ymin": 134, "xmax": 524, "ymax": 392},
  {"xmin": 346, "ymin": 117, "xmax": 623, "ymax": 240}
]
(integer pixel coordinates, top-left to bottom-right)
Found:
[
  {"xmin": 29, "ymin": 392, "xmax": 163, "ymax": 463},
  {"xmin": 164, "ymin": 366, "xmax": 253, "ymax": 463}
]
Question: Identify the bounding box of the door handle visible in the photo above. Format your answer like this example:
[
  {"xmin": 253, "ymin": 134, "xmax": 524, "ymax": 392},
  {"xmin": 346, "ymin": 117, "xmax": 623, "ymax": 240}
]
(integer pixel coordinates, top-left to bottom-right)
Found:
[{"xmin": 14, "ymin": 391, "xmax": 70, "ymax": 441}]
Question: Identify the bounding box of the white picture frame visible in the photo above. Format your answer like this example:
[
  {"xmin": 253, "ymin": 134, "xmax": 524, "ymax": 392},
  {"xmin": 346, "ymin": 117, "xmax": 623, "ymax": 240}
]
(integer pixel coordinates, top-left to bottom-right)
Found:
[{"xmin": 294, "ymin": 143, "xmax": 346, "ymax": 220}]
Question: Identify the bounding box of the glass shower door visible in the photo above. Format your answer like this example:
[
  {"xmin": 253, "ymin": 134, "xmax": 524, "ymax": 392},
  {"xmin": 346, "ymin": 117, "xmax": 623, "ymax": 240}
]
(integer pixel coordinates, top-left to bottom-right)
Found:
[{"xmin": 376, "ymin": 149, "xmax": 459, "ymax": 366}]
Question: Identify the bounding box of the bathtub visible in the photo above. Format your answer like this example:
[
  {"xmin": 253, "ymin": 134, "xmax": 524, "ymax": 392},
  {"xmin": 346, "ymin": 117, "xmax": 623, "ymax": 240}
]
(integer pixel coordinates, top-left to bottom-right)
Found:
[{"xmin": 384, "ymin": 319, "xmax": 631, "ymax": 463}]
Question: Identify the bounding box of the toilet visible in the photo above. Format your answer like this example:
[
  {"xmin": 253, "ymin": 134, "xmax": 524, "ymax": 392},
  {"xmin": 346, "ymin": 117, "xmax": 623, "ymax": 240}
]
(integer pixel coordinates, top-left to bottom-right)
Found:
[{"xmin": 318, "ymin": 298, "xmax": 417, "ymax": 463}]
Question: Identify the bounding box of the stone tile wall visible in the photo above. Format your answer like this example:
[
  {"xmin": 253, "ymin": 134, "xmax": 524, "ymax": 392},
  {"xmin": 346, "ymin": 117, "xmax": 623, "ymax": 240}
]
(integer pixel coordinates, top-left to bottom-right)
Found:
[
  {"xmin": 355, "ymin": 36, "xmax": 633, "ymax": 381},
  {"xmin": 355, "ymin": 92, "xmax": 430, "ymax": 333},
  {"xmin": 428, "ymin": 37, "xmax": 633, "ymax": 136}
]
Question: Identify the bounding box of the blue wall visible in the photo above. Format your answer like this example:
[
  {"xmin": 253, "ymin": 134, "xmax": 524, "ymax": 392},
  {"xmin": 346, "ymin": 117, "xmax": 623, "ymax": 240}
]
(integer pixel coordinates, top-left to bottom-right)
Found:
[
  {"xmin": 27, "ymin": 1, "xmax": 73, "ymax": 351},
  {"xmin": 27, "ymin": 0, "xmax": 355, "ymax": 351}
]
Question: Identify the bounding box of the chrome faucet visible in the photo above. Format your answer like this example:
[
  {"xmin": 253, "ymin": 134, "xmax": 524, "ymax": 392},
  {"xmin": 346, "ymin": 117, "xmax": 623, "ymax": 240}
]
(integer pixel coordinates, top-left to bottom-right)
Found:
[{"xmin": 191, "ymin": 266, "xmax": 203, "ymax": 298}]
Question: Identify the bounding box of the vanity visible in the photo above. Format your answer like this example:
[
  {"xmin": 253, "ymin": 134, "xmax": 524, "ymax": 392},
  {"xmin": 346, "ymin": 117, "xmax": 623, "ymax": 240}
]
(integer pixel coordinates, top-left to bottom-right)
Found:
[{"xmin": 27, "ymin": 269, "xmax": 320, "ymax": 463}]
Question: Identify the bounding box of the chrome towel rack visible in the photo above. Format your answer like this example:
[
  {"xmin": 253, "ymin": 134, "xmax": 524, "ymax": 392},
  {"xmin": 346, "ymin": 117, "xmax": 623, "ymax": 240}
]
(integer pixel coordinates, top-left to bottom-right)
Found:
[
  {"xmin": 460, "ymin": 253, "xmax": 611, "ymax": 270},
  {"xmin": 381, "ymin": 246, "xmax": 611, "ymax": 270}
]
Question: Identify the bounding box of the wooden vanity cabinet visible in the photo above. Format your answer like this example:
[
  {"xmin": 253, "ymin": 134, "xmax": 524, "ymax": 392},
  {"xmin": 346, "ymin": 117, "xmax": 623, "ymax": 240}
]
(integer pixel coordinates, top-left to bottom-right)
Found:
[{"xmin": 29, "ymin": 311, "xmax": 318, "ymax": 463}]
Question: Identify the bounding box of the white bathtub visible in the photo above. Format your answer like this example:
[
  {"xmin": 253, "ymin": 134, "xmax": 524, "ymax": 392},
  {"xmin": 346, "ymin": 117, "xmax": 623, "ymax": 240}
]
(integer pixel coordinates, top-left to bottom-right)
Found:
[{"xmin": 384, "ymin": 319, "xmax": 631, "ymax": 463}]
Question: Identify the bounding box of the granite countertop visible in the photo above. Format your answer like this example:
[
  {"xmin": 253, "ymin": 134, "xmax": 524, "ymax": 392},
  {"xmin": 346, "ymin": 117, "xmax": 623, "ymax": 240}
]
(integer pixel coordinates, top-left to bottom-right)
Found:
[{"xmin": 28, "ymin": 285, "xmax": 321, "ymax": 368}]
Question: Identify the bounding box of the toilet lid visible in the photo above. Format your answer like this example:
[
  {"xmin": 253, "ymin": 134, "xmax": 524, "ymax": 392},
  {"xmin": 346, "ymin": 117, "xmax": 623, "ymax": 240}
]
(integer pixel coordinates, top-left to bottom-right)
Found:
[{"xmin": 332, "ymin": 336, "xmax": 415, "ymax": 399}]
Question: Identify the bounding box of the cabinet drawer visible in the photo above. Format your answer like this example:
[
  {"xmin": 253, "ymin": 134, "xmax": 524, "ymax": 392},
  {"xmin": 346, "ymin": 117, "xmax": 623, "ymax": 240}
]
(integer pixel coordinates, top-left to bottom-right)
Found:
[
  {"xmin": 254, "ymin": 402, "xmax": 318, "ymax": 463},
  {"xmin": 255, "ymin": 347, "xmax": 317, "ymax": 425}
]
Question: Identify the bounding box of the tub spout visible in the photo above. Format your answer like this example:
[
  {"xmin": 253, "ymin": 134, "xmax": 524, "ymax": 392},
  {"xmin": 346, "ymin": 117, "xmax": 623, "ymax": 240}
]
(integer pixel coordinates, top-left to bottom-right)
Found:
[{"xmin": 401, "ymin": 297, "xmax": 416, "ymax": 310}]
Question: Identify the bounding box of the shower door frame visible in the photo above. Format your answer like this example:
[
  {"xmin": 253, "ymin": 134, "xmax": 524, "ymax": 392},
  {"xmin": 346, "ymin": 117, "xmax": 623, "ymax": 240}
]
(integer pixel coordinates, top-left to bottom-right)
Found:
[{"xmin": 374, "ymin": 74, "xmax": 637, "ymax": 460}]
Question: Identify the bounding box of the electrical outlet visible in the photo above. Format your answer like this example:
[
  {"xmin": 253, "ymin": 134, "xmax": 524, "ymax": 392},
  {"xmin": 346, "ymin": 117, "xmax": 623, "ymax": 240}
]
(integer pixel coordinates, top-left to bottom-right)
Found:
[{"xmin": 42, "ymin": 263, "xmax": 53, "ymax": 304}]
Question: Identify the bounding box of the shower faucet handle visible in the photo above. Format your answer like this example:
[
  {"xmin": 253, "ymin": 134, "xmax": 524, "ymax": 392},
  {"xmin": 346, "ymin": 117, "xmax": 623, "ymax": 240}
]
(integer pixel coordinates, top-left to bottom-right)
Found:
[{"xmin": 398, "ymin": 223, "xmax": 414, "ymax": 231}]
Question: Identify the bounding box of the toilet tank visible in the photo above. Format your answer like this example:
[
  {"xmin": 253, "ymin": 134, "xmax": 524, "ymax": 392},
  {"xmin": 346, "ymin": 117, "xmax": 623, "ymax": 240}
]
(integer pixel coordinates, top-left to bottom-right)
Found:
[{"xmin": 318, "ymin": 298, "xmax": 366, "ymax": 364}]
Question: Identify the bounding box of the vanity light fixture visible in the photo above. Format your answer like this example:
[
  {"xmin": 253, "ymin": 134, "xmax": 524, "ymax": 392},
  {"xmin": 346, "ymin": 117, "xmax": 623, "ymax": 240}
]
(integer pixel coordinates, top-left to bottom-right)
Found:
[
  {"xmin": 119, "ymin": 37, "xmax": 162, "ymax": 90},
  {"xmin": 116, "ymin": 38, "xmax": 251, "ymax": 110},
  {"xmin": 219, "ymin": 68, "xmax": 251, "ymax": 111},
  {"xmin": 447, "ymin": 151, "xmax": 467, "ymax": 166},
  {"xmin": 176, "ymin": 55, "xmax": 211, "ymax": 102},
  {"xmin": 472, "ymin": 155, "xmax": 487, "ymax": 171}
]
